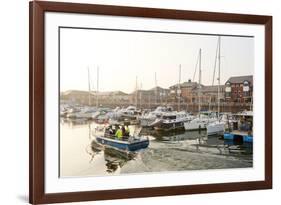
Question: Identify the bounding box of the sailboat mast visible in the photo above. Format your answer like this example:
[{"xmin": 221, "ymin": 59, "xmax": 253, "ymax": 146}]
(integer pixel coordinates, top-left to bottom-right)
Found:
[
  {"xmin": 96, "ymin": 66, "xmax": 99, "ymax": 107},
  {"xmin": 87, "ymin": 67, "xmax": 91, "ymax": 106},
  {"xmin": 218, "ymin": 37, "xmax": 221, "ymax": 118},
  {"xmin": 198, "ymin": 49, "xmax": 202, "ymax": 114},
  {"xmin": 139, "ymin": 82, "xmax": 142, "ymax": 109},
  {"xmin": 209, "ymin": 39, "xmax": 220, "ymax": 112},
  {"xmin": 135, "ymin": 76, "xmax": 138, "ymax": 107},
  {"xmin": 154, "ymin": 72, "xmax": 157, "ymax": 106},
  {"xmin": 178, "ymin": 64, "xmax": 181, "ymax": 111}
]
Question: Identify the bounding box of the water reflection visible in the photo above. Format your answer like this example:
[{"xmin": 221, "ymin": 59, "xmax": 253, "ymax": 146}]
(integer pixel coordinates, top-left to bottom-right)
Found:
[
  {"xmin": 60, "ymin": 119, "xmax": 253, "ymax": 177},
  {"xmin": 103, "ymin": 148, "xmax": 133, "ymax": 173},
  {"xmin": 89, "ymin": 137, "xmax": 137, "ymax": 173}
]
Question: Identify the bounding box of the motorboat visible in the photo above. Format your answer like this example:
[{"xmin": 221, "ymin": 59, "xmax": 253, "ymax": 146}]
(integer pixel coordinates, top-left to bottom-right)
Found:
[
  {"xmin": 138, "ymin": 106, "xmax": 173, "ymax": 127},
  {"xmin": 152, "ymin": 111, "xmax": 193, "ymax": 132},
  {"xmin": 94, "ymin": 124, "xmax": 149, "ymax": 152},
  {"xmin": 118, "ymin": 106, "xmax": 141, "ymax": 119}
]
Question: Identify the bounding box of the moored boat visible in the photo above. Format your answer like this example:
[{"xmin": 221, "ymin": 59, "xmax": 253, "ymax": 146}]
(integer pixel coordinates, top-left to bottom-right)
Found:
[
  {"xmin": 153, "ymin": 111, "xmax": 192, "ymax": 132},
  {"xmin": 223, "ymin": 110, "xmax": 253, "ymax": 143},
  {"xmin": 206, "ymin": 36, "xmax": 225, "ymax": 136},
  {"xmin": 207, "ymin": 121, "xmax": 225, "ymax": 136},
  {"xmin": 138, "ymin": 106, "xmax": 172, "ymax": 127},
  {"xmin": 224, "ymin": 131, "xmax": 253, "ymax": 143},
  {"xmin": 184, "ymin": 115, "xmax": 214, "ymax": 131}
]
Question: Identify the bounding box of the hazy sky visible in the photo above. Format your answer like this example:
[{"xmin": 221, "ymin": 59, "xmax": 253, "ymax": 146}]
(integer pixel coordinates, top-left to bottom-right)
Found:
[{"xmin": 60, "ymin": 28, "xmax": 254, "ymax": 93}]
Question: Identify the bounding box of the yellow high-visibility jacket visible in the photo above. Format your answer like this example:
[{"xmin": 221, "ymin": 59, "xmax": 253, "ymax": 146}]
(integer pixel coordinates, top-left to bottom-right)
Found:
[{"xmin": 115, "ymin": 129, "xmax": 122, "ymax": 139}]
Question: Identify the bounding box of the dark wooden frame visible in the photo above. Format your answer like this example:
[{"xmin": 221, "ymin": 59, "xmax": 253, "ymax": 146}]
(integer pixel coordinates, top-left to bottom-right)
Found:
[{"xmin": 29, "ymin": 1, "xmax": 272, "ymax": 204}]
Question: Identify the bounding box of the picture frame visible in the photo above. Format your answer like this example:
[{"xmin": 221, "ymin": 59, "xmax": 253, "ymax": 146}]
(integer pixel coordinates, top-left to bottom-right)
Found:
[{"xmin": 29, "ymin": 1, "xmax": 272, "ymax": 204}]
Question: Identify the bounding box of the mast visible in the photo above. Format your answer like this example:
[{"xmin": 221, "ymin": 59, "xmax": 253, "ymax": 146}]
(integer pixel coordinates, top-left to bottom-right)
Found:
[
  {"xmin": 135, "ymin": 76, "xmax": 138, "ymax": 107},
  {"xmin": 154, "ymin": 72, "xmax": 157, "ymax": 106},
  {"xmin": 198, "ymin": 49, "xmax": 202, "ymax": 115},
  {"xmin": 209, "ymin": 38, "xmax": 220, "ymax": 111},
  {"xmin": 217, "ymin": 36, "xmax": 221, "ymax": 118},
  {"xmin": 87, "ymin": 67, "xmax": 91, "ymax": 106},
  {"xmin": 96, "ymin": 66, "xmax": 99, "ymax": 107},
  {"xmin": 139, "ymin": 82, "xmax": 142, "ymax": 109},
  {"xmin": 178, "ymin": 64, "xmax": 181, "ymax": 111}
]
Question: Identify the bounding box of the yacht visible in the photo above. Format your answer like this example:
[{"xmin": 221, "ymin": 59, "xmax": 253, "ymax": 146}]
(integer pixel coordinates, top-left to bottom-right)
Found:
[
  {"xmin": 118, "ymin": 106, "xmax": 141, "ymax": 120},
  {"xmin": 152, "ymin": 111, "xmax": 193, "ymax": 132},
  {"xmin": 139, "ymin": 106, "xmax": 173, "ymax": 127}
]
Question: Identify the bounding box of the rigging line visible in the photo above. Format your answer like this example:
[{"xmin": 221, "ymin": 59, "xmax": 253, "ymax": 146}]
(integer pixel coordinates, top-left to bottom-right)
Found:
[{"xmin": 192, "ymin": 51, "xmax": 200, "ymax": 82}]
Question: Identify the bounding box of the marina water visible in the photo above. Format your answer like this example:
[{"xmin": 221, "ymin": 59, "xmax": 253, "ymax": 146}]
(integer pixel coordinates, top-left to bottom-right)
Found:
[{"xmin": 60, "ymin": 119, "xmax": 252, "ymax": 177}]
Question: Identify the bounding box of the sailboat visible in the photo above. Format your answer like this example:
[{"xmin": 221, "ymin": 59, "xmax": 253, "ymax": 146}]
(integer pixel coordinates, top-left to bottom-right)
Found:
[
  {"xmin": 184, "ymin": 49, "xmax": 215, "ymax": 131},
  {"xmin": 207, "ymin": 36, "xmax": 225, "ymax": 136},
  {"xmin": 67, "ymin": 67, "xmax": 97, "ymax": 119}
]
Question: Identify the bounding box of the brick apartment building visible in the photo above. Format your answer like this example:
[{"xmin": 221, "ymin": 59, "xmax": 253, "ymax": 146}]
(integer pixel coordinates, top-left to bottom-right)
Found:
[{"xmin": 224, "ymin": 75, "xmax": 253, "ymax": 103}]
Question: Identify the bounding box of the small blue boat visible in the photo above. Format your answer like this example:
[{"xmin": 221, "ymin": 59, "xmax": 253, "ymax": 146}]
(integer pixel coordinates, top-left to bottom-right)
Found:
[
  {"xmin": 96, "ymin": 136, "xmax": 149, "ymax": 151},
  {"xmin": 94, "ymin": 123, "xmax": 149, "ymax": 152},
  {"xmin": 224, "ymin": 110, "xmax": 253, "ymax": 144},
  {"xmin": 224, "ymin": 131, "xmax": 253, "ymax": 143}
]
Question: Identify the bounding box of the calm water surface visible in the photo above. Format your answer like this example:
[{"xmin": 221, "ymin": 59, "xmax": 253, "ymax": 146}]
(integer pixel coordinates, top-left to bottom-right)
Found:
[{"xmin": 60, "ymin": 119, "xmax": 253, "ymax": 177}]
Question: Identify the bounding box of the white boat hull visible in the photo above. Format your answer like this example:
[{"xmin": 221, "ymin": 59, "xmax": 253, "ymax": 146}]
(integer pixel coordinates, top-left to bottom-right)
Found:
[
  {"xmin": 139, "ymin": 118, "xmax": 156, "ymax": 127},
  {"xmin": 184, "ymin": 121, "xmax": 207, "ymax": 130},
  {"xmin": 207, "ymin": 122, "xmax": 225, "ymax": 135}
]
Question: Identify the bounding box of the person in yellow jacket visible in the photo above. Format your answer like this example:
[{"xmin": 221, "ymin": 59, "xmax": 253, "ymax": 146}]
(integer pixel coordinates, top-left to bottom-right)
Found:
[
  {"xmin": 115, "ymin": 127, "xmax": 123, "ymax": 139},
  {"xmin": 125, "ymin": 126, "xmax": 130, "ymax": 136}
]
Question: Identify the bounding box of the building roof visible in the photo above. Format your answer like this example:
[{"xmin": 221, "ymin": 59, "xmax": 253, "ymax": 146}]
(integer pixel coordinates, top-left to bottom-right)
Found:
[
  {"xmin": 226, "ymin": 75, "xmax": 253, "ymax": 84},
  {"xmin": 169, "ymin": 80, "xmax": 198, "ymax": 89},
  {"xmin": 62, "ymin": 90, "xmax": 90, "ymax": 96},
  {"xmin": 130, "ymin": 86, "xmax": 169, "ymax": 95},
  {"xmin": 62, "ymin": 90, "xmax": 128, "ymax": 96},
  {"xmin": 149, "ymin": 86, "xmax": 169, "ymax": 91},
  {"xmin": 94, "ymin": 91, "xmax": 128, "ymax": 96},
  {"xmin": 200, "ymin": 85, "xmax": 226, "ymax": 92}
]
